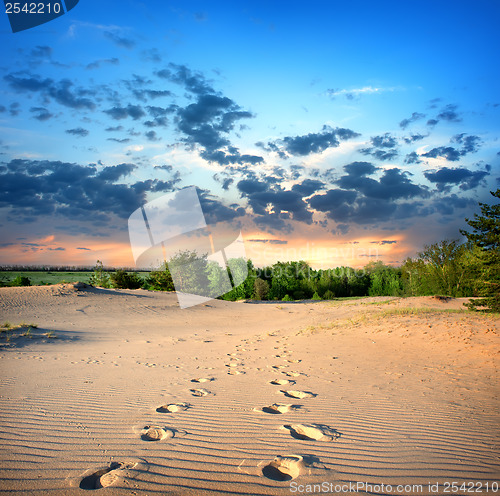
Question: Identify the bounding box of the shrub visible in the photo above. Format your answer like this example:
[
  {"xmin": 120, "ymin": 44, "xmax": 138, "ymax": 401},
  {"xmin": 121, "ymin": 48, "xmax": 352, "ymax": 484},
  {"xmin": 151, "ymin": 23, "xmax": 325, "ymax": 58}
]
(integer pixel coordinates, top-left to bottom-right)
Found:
[
  {"xmin": 110, "ymin": 269, "xmax": 143, "ymax": 289},
  {"xmin": 282, "ymin": 294, "xmax": 293, "ymax": 301},
  {"xmin": 89, "ymin": 260, "xmax": 110, "ymax": 288},
  {"xmin": 322, "ymin": 290, "xmax": 335, "ymax": 300},
  {"xmin": 10, "ymin": 275, "xmax": 31, "ymax": 287},
  {"xmin": 311, "ymin": 291, "xmax": 321, "ymax": 300},
  {"xmin": 146, "ymin": 262, "xmax": 175, "ymax": 291}
]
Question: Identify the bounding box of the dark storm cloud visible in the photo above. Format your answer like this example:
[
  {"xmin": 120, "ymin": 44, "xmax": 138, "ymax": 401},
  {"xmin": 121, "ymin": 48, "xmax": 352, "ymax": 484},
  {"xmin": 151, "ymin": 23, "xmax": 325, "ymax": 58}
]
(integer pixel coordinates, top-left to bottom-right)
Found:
[
  {"xmin": 424, "ymin": 167, "xmax": 489, "ymax": 192},
  {"xmin": 4, "ymin": 72, "xmax": 96, "ymax": 110},
  {"xmin": 399, "ymin": 112, "xmax": 426, "ymax": 129},
  {"xmin": 266, "ymin": 125, "xmax": 360, "ymax": 157},
  {"xmin": 66, "ymin": 127, "xmax": 89, "ymax": 138},
  {"xmin": 0, "ymin": 159, "xmax": 181, "ymax": 223},
  {"xmin": 86, "ymin": 58, "xmax": 119, "ymax": 70},
  {"xmin": 104, "ymin": 104, "xmax": 146, "ymax": 120},
  {"xmin": 103, "ymin": 31, "xmax": 136, "ymax": 49},
  {"xmin": 156, "ymin": 63, "xmax": 216, "ymax": 95},
  {"xmin": 30, "ymin": 106, "xmax": 53, "ymax": 121},
  {"xmin": 422, "ymin": 146, "xmax": 461, "ymax": 161}
]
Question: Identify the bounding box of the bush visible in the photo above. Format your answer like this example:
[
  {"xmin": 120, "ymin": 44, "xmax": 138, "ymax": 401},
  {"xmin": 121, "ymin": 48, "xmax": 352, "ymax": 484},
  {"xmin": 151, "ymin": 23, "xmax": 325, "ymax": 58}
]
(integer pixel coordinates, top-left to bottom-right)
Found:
[
  {"xmin": 253, "ymin": 277, "xmax": 269, "ymax": 300},
  {"xmin": 10, "ymin": 275, "xmax": 31, "ymax": 287},
  {"xmin": 110, "ymin": 270, "xmax": 143, "ymax": 289},
  {"xmin": 282, "ymin": 294, "xmax": 293, "ymax": 301},
  {"xmin": 311, "ymin": 291, "xmax": 321, "ymax": 300},
  {"xmin": 89, "ymin": 260, "xmax": 110, "ymax": 288},
  {"xmin": 322, "ymin": 290, "xmax": 335, "ymax": 300},
  {"xmin": 146, "ymin": 262, "xmax": 175, "ymax": 291}
]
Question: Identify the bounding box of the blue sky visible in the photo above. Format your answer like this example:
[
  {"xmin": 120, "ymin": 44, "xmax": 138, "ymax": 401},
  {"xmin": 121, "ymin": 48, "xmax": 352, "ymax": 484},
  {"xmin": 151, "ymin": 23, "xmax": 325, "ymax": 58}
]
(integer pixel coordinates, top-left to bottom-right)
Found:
[{"xmin": 0, "ymin": 0, "xmax": 499, "ymax": 268}]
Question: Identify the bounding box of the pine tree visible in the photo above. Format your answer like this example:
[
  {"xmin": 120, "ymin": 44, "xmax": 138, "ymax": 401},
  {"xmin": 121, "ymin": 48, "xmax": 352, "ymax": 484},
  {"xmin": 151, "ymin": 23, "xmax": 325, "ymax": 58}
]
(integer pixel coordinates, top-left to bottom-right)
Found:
[{"xmin": 459, "ymin": 189, "xmax": 500, "ymax": 312}]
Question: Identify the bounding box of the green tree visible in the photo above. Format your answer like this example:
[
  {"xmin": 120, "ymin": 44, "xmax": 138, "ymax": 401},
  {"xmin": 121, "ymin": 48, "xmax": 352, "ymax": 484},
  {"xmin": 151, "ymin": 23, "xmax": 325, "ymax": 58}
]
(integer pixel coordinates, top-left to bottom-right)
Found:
[
  {"xmin": 89, "ymin": 260, "xmax": 110, "ymax": 288},
  {"xmin": 460, "ymin": 189, "xmax": 500, "ymax": 311},
  {"xmin": 253, "ymin": 277, "xmax": 269, "ymax": 300}
]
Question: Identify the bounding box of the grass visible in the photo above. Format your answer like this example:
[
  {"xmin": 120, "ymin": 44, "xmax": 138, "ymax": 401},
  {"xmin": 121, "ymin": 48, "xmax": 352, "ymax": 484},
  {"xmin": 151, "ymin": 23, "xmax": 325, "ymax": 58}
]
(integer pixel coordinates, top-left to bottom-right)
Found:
[
  {"xmin": 377, "ymin": 307, "xmax": 468, "ymax": 317},
  {"xmin": 0, "ymin": 322, "xmax": 57, "ymax": 343}
]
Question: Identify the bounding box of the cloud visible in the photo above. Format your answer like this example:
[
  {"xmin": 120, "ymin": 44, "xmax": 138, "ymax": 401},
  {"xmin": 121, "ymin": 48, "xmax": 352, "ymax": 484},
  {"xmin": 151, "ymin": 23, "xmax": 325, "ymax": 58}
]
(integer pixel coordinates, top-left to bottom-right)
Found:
[
  {"xmin": 104, "ymin": 104, "xmax": 146, "ymax": 120},
  {"xmin": 30, "ymin": 106, "xmax": 53, "ymax": 121},
  {"xmin": 402, "ymin": 133, "xmax": 426, "ymax": 144},
  {"xmin": 66, "ymin": 127, "xmax": 89, "ymax": 137},
  {"xmin": 359, "ymin": 133, "xmax": 398, "ymax": 161},
  {"xmin": 200, "ymin": 148, "xmax": 264, "ymax": 165},
  {"xmin": 9, "ymin": 103, "xmax": 20, "ymax": 116},
  {"xmin": 437, "ymin": 104, "xmax": 462, "ymax": 123},
  {"xmin": 326, "ymin": 86, "xmax": 395, "ymax": 100},
  {"xmin": 156, "ymin": 63, "xmax": 215, "ymax": 95},
  {"xmin": 197, "ymin": 189, "xmax": 245, "ymax": 224},
  {"xmin": 370, "ymin": 240, "xmax": 397, "ymax": 245},
  {"xmin": 107, "ymin": 137, "xmax": 130, "ymax": 143},
  {"xmin": 423, "ymin": 167, "xmax": 489, "ymax": 192},
  {"xmin": 247, "ymin": 239, "xmax": 288, "ymax": 244},
  {"xmin": 0, "ymin": 159, "xmax": 181, "ymax": 224},
  {"xmin": 266, "ymin": 125, "xmax": 360, "ymax": 157},
  {"xmin": 451, "ymin": 133, "xmax": 482, "ymax": 155},
  {"xmin": 103, "ymin": 31, "xmax": 135, "ymax": 49},
  {"xmin": 76, "ymin": 247, "xmax": 91, "ymax": 250},
  {"xmin": 404, "ymin": 151, "xmax": 421, "ymax": 164},
  {"xmin": 422, "ymin": 146, "xmax": 461, "ymax": 162},
  {"xmin": 4, "ymin": 72, "xmax": 96, "ymax": 110},
  {"xmin": 175, "ymin": 94, "xmax": 254, "ymax": 151},
  {"xmin": 145, "ymin": 130, "xmax": 160, "ymax": 141},
  {"xmin": 31, "ymin": 45, "xmax": 52, "ymax": 59},
  {"xmin": 291, "ymin": 179, "xmax": 325, "ymax": 196},
  {"xmin": 399, "ymin": 112, "xmax": 426, "ymax": 129},
  {"xmin": 86, "ymin": 58, "xmax": 119, "ymax": 70},
  {"xmin": 105, "ymin": 125, "xmax": 124, "ymax": 132}
]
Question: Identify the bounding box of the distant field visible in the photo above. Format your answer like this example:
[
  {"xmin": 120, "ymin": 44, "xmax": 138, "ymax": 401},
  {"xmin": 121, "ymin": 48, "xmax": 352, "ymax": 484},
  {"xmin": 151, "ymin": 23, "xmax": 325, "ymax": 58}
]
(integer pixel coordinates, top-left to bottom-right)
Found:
[{"xmin": 0, "ymin": 271, "xmax": 151, "ymax": 286}]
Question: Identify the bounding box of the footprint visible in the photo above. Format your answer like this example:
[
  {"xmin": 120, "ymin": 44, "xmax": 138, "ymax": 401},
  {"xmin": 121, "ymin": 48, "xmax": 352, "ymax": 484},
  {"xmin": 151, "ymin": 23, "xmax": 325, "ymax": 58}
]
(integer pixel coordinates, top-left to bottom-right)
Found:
[
  {"xmin": 270, "ymin": 379, "xmax": 295, "ymax": 386},
  {"xmin": 156, "ymin": 403, "xmax": 189, "ymax": 413},
  {"xmin": 190, "ymin": 388, "xmax": 211, "ymax": 396},
  {"xmin": 191, "ymin": 377, "xmax": 213, "ymax": 383},
  {"xmin": 141, "ymin": 426, "xmax": 174, "ymax": 441},
  {"xmin": 286, "ymin": 359, "xmax": 301, "ymax": 363},
  {"xmin": 281, "ymin": 390, "xmax": 316, "ymax": 399},
  {"xmin": 256, "ymin": 403, "xmax": 301, "ymax": 414},
  {"xmin": 283, "ymin": 371, "xmax": 302, "ymax": 377},
  {"xmin": 282, "ymin": 424, "xmax": 339, "ymax": 441},
  {"xmin": 262, "ymin": 455, "xmax": 303, "ymax": 481},
  {"xmin": 227, "ymin": 369, "xmax": 245, "ymax": 375},
  {"xmin": 79, "ymin": 461, "xmax": 136, "ymax": 490}
]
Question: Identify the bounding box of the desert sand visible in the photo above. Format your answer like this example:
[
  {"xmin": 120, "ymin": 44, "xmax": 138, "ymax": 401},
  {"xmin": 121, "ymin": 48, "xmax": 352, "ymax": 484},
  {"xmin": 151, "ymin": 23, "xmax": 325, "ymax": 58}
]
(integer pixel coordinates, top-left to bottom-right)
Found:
[{"xmin": 0, "ymin": 283, "xmax": 499, "ymax": 495}]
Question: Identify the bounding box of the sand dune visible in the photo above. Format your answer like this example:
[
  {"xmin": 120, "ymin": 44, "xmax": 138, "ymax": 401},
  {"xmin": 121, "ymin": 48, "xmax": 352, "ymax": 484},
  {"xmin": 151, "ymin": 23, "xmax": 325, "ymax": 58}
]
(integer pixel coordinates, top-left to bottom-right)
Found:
[{"xmin": 0, "ymin": 284, "xmax": 499, "ymax": 495}]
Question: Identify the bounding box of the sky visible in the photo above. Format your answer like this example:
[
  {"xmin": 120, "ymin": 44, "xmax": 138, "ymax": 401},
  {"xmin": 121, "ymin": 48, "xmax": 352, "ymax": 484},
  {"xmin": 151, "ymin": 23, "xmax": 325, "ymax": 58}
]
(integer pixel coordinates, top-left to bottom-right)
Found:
[{"xmin": 0, "ymin": 0, "xmax": 499, "ymax": 269}]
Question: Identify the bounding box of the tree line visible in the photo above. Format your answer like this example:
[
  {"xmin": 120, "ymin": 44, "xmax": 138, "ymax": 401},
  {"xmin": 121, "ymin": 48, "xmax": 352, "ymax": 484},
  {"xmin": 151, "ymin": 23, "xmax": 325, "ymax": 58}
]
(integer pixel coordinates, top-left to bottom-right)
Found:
[{"xmin": 2, "ymin": 190, "xmax": 498, "ymax": 311}]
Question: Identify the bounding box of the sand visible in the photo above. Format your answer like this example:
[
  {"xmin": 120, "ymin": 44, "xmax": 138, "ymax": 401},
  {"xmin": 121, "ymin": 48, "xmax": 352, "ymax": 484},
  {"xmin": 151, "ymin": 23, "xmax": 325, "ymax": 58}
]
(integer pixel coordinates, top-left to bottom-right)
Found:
[{"xmin": 0, "ymin": 284, "xmax": 499, "ymax": 495}]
